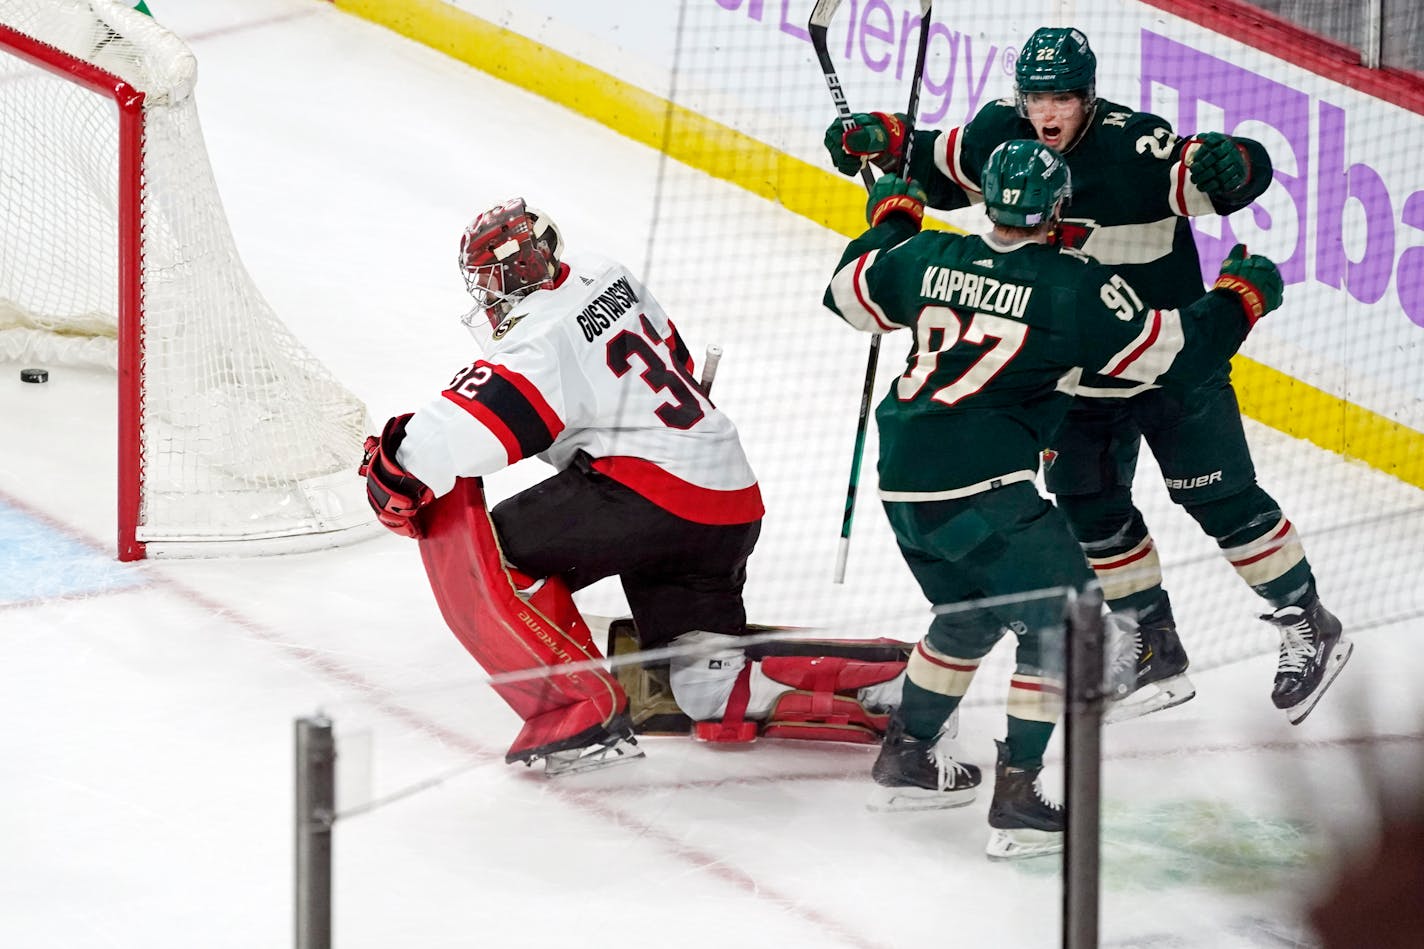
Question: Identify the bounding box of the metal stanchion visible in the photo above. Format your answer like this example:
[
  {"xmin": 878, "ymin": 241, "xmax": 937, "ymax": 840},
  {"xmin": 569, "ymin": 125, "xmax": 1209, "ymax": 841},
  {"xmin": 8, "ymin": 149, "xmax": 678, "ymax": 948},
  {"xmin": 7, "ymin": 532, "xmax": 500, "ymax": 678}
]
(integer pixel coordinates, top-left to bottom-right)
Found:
[
  {"xmin": 295, "ymin": 715, "xmax": 335, "ymax": 949},
  {"xmin": 1063, "ymin": 587, "xmax": 1106, "ymax": 949}
]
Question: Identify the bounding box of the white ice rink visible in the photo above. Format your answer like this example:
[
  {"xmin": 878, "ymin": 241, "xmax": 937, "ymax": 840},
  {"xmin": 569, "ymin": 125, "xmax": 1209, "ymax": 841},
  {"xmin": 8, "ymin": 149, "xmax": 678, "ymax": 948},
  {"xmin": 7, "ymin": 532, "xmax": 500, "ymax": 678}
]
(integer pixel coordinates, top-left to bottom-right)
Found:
[{"xmin": 3, "ymin": 2, "xmax": 1423, "ymax": 947}]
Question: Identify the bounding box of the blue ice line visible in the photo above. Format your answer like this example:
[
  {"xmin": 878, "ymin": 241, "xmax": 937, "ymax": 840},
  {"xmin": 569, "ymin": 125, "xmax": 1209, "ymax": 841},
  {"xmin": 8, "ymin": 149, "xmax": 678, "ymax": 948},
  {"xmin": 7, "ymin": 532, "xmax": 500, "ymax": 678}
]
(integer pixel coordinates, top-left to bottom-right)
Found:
[{"xmin": 0, "ymin": 502, "xmax": 148, "ymax": 605}]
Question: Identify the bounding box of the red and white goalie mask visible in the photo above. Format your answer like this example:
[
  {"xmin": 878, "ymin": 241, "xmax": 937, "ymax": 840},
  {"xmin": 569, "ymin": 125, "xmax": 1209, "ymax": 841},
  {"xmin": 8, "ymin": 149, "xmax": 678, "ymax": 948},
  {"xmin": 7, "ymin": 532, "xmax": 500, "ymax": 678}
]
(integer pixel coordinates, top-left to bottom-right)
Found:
[{"xmin": 458, "ymin": 198, "xmax": 563, "ymax": 335}]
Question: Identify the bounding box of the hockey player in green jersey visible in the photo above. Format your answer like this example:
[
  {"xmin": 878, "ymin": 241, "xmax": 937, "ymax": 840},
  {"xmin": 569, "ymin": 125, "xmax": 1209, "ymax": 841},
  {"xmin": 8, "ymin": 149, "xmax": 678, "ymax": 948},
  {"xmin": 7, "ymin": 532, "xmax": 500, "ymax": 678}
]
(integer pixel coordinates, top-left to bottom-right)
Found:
[
  {"xmin": 823, "ymin": 139, "xmax": 1286, "ymax": 859},
  {"xmin": 824, "ymin": 26, "xmax": 1351, "ymax": 728}
]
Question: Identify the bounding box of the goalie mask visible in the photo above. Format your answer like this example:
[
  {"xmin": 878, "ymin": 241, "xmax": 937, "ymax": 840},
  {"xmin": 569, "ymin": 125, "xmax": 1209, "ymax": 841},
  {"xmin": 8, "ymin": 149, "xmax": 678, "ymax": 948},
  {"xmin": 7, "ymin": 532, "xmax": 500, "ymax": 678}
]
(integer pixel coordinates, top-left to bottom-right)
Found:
[
  {"xmin": 459, "ymin": 199, "xmax": 563, "ymax": 333},
  {"xmin": 981, "ymin": 139, "xmax": 1072, "ymax": 228}
]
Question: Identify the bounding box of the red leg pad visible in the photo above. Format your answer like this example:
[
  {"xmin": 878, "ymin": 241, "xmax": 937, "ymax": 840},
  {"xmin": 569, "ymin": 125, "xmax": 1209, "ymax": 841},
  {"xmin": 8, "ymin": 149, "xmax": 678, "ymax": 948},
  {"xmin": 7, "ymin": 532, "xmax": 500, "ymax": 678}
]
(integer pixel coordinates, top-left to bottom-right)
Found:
[
  {"xmin": 760, "ymin": 692, "xmax": 890, "ymax": 744},
  {"xmin": 758, "ymin": 655, "xmax": 904, "ymax": 744},
  {"xmin": 760, "ymin": 655, "xmax": 904, "ymax": 693},
  {"xmin": 417, "ymin": 478, "xmax": 627, "ymax": 762}
]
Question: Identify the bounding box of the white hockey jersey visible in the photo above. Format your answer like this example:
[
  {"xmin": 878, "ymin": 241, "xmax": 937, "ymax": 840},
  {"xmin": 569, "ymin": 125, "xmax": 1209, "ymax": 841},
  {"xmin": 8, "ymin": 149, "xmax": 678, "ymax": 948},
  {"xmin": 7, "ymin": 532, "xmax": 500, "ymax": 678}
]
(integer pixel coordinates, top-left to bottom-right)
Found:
[{"xmin": 398, "ymin": 252, "xmax": 763, "ymax": 526}]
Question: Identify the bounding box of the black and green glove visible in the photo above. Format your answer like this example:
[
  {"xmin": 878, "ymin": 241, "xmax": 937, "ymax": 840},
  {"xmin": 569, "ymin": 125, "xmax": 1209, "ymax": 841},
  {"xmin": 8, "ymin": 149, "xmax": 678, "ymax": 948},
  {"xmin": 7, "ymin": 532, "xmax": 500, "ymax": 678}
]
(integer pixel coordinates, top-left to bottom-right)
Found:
[
  {"xmin": 1212, "ymin": 243, "xmax": 1282, "ymax": 324},
  {"xmin": 1187, "ymin": 132, "xmax": 1250, "ymax": 195},
  {"xmin": 866, "ymin": 173, "xmax": 927, "ymax": 229},
  {"xmin": 823, "ymin": 111, "xmax": 908, "ymax": 176}
]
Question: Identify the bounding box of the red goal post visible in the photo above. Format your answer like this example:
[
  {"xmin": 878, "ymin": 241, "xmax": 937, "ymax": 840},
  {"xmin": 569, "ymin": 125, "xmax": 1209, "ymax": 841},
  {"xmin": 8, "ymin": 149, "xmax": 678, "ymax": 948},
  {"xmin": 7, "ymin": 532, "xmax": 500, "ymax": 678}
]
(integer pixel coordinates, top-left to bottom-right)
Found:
[{"xmin": 0, "ymin": 0, "xmax": 376, "ymax": 560}]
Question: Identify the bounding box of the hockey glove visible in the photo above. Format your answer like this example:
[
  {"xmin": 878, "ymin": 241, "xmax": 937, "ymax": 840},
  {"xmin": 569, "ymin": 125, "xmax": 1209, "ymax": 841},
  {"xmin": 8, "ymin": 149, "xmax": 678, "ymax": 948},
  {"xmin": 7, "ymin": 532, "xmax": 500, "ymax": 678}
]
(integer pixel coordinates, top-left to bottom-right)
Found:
[
  {"xmin": 1212, "ymin": 243, "xmax": 1283, "ymax": 325},
  {"xmin": 866, "ymin": 173, "xmax": 927, "ymax": 229},
  {"xmin": 823, "ymin": 111, "xmax": 907, "ymax": 176},
  {"xmin": 1185, "ymin": 132, "xmax": 1250, "ymax": 196},
  {"xmin": 360, "ymin": 413, "xmax": 434, "ymax": 538}
]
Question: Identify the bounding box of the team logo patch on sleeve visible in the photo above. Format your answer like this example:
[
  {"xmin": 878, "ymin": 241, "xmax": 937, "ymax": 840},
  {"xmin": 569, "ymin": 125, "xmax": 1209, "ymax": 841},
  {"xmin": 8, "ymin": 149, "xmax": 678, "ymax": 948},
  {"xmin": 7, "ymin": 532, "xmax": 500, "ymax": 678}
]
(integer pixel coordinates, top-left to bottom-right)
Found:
[{"xmin": 492, "ymin": 313, "xmax": 526, "ymax": 340}]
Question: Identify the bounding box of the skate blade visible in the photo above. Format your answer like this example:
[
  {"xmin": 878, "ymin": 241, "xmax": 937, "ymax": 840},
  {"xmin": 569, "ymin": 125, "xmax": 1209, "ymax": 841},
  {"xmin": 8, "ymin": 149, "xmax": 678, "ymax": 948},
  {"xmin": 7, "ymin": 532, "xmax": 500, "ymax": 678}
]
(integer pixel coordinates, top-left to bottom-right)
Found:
[
  {"xmin": 866, "ymin": 784, "xmax": 976, "ymax": 813},
  {"xmin": 1285, "ymin": 639, "xmax": 1354, "ymax": 726},
  {"xmin": 985, "ymin": 827, "xmax": 1063, "ymax": 860},
  {"xmin": 1103, "ymin": 673, "xmax": 1196, "ymax": 724},
  {"xmin": 543, "ymin": 738, "xmax": 646, "ymax": 777}
]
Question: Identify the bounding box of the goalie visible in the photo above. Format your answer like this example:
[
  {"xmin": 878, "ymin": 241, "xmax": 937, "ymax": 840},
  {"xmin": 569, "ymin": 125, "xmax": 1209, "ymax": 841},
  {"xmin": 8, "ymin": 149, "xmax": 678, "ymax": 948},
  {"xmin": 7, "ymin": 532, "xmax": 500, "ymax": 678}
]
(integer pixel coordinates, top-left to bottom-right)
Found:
[{"xmin": 360, "ymin": 199, "xmax": 908, "ymax": 775}]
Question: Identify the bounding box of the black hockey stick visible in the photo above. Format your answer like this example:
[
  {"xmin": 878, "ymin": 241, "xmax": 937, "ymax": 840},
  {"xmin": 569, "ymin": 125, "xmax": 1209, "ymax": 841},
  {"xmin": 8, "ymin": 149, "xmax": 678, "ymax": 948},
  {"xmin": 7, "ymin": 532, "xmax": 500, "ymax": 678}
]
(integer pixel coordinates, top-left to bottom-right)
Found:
[{"xmin": 811, "ymin": 0, "xmax": 933, "ymax": 583}]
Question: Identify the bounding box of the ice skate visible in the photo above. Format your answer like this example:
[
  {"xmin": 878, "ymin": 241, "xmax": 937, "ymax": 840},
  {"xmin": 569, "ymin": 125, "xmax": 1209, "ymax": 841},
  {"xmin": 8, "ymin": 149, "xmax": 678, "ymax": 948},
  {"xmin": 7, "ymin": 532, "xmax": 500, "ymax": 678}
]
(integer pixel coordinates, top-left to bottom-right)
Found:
[
  {"xmin": 1260, "ymin": 591, "xmax": 1353, "ymax": 726},
  {"xmin": 867, "ymin": 714, "xmax": 980, "ymax": 812},
  {"xmin": 539, "ymin": 715, "xmax": 646, "ymax": 777},
  {"xmin": 985, "ymin": 740, "xmax": 1063, "ymax": 859},
  {"xmin": 1104, "ymin": 599, "xmax": 1196, "ymax": 724}
]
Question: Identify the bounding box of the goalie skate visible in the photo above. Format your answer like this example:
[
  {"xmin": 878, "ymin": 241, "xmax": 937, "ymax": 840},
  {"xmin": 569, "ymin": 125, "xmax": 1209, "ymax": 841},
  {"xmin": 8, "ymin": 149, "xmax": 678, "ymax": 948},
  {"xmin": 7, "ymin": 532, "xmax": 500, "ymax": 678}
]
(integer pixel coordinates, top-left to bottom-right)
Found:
[
  {"xmin": 531, "ymin": 714, "xmax": 645, "ymax": 777},
  {"xmin": 542, "ymin": 734, "xmax": 645, "ymax": 777}
]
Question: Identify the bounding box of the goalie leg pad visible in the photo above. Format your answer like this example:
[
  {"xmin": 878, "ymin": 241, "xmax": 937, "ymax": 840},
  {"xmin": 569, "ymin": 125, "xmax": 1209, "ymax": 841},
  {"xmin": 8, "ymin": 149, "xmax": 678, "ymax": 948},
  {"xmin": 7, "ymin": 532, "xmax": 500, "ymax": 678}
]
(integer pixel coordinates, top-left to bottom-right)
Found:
[
  {"xmin": 755, "ymin": 655, "xmax": 906, "ymax": 744},
  {"xmin": 611, "ymin": 619, "xmax": 913, "ymax": 744},
  {"xmin": 418, "ymin": 478, "xmax": 628, "ymax": 764},
  {"xmin": 698, "ymin": 654, "xmax": 908, "ymax": 745}
]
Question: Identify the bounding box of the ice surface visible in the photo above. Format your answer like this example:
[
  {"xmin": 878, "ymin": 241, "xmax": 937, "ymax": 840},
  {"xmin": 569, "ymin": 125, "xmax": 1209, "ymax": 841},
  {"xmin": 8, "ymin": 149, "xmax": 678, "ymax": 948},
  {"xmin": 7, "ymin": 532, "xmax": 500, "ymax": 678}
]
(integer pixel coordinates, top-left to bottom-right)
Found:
[{"xmin": 1, "ymin": 2, "xmax": 1420, "ymax": 947}]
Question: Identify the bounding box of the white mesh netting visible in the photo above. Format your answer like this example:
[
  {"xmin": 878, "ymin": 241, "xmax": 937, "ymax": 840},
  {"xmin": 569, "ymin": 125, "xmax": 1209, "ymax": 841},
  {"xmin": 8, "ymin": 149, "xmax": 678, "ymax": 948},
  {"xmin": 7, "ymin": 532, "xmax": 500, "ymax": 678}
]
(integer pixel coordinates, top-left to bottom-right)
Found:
[{"xmin": 0, "ymin": 0, "xmax": 375, "ymax": 555}]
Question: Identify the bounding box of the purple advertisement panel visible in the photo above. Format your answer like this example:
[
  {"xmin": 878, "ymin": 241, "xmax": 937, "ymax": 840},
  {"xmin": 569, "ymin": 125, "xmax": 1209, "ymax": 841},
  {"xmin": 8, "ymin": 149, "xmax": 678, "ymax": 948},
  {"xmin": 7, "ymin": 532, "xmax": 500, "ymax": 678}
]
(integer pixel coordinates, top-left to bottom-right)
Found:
[{"xmin": 1141, "ymin": 31, "xmax": 1424, "ymax": 327}]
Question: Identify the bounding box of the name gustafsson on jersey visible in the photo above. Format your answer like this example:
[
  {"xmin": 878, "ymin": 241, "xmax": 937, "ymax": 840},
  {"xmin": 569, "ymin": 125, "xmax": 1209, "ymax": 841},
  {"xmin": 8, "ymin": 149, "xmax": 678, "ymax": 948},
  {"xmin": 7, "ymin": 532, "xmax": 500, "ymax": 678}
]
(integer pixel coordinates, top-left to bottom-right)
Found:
[
  {"xmin": 921, "ymin": 266, "xmax": 1033, "ymax": 318},
  {"xmin": 576, "ymin": 276, "xmax": 638, "ymax": 341}
]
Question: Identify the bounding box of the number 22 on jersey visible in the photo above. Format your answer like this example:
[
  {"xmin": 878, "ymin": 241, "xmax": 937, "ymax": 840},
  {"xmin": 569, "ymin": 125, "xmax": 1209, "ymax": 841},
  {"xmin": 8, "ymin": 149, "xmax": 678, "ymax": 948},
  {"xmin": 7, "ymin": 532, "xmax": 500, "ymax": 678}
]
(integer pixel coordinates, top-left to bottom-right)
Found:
[{"xmin": 897, "ymin": 306, "xmax": 1028, "ymax": 406}]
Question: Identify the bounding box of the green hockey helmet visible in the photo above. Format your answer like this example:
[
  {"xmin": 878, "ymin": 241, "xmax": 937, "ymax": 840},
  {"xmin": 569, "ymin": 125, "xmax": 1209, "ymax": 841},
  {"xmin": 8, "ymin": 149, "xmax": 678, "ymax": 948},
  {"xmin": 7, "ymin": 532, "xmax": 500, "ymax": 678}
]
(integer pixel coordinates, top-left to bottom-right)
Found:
[
  {"xmin": 981, "ymin": 140, "xmax": 1072, "ymax": 228},
  {"xmin": 1015, "ymin": 27, "xmax": 1096, "ymax": 114}
]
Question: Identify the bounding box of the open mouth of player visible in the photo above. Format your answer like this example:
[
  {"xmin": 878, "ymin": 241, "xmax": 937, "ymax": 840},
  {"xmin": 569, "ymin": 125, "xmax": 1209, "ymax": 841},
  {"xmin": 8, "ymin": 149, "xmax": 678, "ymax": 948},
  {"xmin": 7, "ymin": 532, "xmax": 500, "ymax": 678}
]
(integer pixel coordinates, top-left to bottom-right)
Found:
[{"xmin": 1039, "ymin": 125, "xmax": 1063, "ymax": 146}]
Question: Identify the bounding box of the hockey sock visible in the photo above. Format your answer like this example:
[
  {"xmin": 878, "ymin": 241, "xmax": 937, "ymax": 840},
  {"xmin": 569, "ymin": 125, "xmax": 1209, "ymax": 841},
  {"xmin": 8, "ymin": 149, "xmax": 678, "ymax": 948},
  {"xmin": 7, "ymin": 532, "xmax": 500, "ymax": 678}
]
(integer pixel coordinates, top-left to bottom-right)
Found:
[
  {"xmin": 1005, "ymin": 717, "xmax": 1054, "ymax": 770},
  {"xmin": 901, "ymin": 641, "xmax": 981, "ymax": 740},
  {"xmin": 1217, "ymin": 514, "xmax": 1313, "ymax": 608},
  {"xmin": 899, "ymin": 678, "xmax": 962, "ymax": 741}
]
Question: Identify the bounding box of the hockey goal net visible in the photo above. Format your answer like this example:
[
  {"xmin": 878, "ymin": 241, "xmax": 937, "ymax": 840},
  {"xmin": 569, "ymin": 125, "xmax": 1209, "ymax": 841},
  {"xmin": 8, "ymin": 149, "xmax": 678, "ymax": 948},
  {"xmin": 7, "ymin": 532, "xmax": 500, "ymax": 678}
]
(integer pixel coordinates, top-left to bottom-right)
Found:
[{"xmin": 0, "ymin": 0, "xmax": 375, "ymax": 560}]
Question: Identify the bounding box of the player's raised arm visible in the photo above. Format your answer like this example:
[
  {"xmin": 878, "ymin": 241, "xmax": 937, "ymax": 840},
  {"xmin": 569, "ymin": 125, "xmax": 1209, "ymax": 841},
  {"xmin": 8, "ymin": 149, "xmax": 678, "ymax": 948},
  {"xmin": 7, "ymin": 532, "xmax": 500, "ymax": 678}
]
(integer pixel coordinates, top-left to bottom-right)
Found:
[
  {"xmin": 823, "ymin": 111, "xmax": 974, "ymax": 212},
  {"xmin": 823, "ymin": 173, "xmax": 941, "ymax": 332},
  {"xmin": 1081, "ymin": 243, "xmax": 1284, "ymax": 391}
]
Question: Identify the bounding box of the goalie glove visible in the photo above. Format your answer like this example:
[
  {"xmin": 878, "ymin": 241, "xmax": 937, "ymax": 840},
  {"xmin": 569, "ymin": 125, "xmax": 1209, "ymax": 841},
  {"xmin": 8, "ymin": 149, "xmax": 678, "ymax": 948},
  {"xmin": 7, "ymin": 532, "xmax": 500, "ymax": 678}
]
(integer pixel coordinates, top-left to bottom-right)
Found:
[
  {"xmin": 1185, "ymin": 132, "xmax": 1251, "ymax": 196},
  {"xmin": 866, "ymin": 173, "xmax": 927, "ymax": 229},
  {"xmin": 1212, "ymin": 243, "xmax": 1283, "ymax": 325},
  {"xmin": 823, "ymin": 111, "xmax": 908, "ymax": 176},
  {"xmin": 360, "ymin": 413, "xmax": 434, "ymax": 538}
]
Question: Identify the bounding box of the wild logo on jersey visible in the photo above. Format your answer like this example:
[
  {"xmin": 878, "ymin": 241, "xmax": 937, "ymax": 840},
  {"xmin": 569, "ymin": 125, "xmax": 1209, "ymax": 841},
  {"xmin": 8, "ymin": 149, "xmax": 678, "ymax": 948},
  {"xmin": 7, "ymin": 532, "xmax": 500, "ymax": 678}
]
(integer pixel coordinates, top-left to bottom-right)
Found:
[
  {"xmin": 1053, "ymin": 220, "xmax": 1097, "ymax": 250},
  {"xmin": 576, "ymin": 276, "xmax": 638, "ymax": 341}
]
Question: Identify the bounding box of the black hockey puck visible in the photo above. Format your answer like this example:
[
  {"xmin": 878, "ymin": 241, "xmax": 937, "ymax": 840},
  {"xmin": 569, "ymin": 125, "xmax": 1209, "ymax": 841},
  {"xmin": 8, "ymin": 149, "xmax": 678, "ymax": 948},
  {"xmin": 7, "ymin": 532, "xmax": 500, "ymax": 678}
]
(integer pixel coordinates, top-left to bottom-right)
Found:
[{"xmin": 20, "ymin": 368, "xmax": 49, "ymax": 383}]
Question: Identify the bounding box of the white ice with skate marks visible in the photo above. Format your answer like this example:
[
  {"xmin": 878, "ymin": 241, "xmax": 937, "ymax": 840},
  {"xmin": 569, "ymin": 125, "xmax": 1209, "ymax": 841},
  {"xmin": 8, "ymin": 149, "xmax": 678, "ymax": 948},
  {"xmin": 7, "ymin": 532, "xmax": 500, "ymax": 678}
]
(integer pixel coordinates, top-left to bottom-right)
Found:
[{"xmin": 1, "ymin": 1, "xmax": 1422, "ymax": 947}]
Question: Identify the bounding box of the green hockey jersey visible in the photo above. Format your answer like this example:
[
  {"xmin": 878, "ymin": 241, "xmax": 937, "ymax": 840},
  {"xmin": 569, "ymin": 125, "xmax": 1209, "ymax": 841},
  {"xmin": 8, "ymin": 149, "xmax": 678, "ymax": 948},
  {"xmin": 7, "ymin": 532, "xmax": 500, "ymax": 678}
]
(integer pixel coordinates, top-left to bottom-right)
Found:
[
  {"xmin": 822, "ymin": 218, "xmax": 1253, "ymax": 498},
  {"xmin": 906, "ymin": 98, "xmax": 1270, "ymax": 396}
]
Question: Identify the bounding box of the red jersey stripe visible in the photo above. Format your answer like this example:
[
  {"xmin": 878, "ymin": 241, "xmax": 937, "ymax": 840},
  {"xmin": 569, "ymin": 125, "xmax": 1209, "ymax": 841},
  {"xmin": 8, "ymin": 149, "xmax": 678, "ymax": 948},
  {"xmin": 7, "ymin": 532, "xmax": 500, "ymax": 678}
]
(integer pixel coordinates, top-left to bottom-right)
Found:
[
  {"xmin": 852, "ymin": 253, "xmax": 896, "ymax": 331},
  {"xmin": 591, "ymin": 456, "xmax": 764, "ymax": 526},
  {"xmin": 1105, "ymin": 310, "xmax": 1164, "ymax": 378}
]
